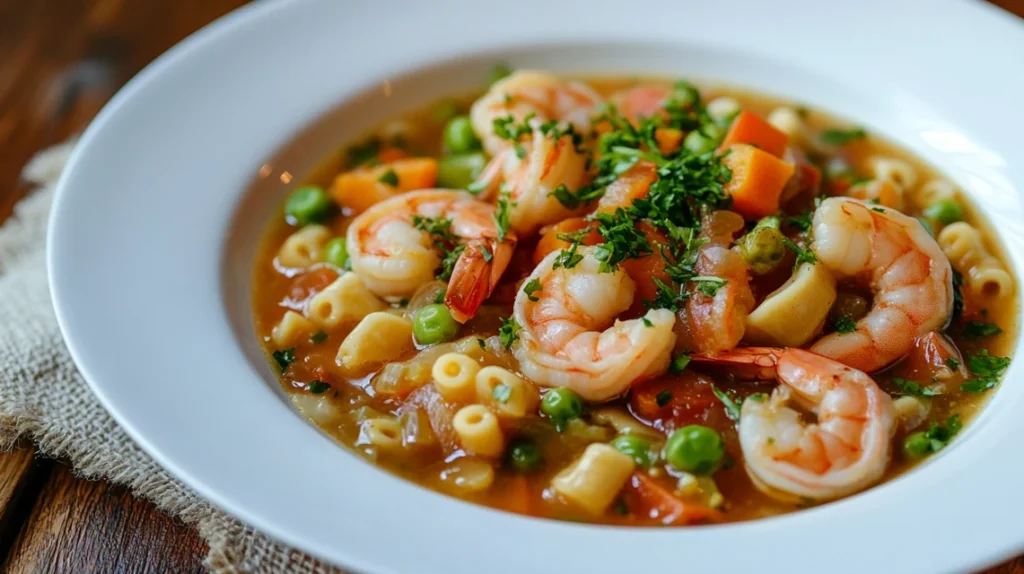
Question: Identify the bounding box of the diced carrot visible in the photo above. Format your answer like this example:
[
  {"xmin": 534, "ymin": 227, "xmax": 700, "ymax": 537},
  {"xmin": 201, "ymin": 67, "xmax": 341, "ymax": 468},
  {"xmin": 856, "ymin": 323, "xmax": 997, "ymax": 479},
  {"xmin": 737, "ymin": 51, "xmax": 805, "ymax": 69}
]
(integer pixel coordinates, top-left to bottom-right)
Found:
[
  {"xmin": 502, "ymin": 474, "xmax": 533, "ymax": 516},
  {"xmin": 597, "ymin": 160, "xmax": 659, "ymax": 213},
  {"xmin": 718, "ymin": 110, "xmax": 788, "ymax": 158},
  {"xmin": 655, "ymin": 128, "xmax": 683, "ymax": 156},
  {"xmin": 722, "ymin": 144, "xmax": 795, "ymax": 220},
  {"xmin": 622, "ymin": 473, "xmax": 720, "ymax": 526},
  {"xmin": 332, "ymin": 157, "xmax": 437, "ymax": 213},
  {"xmin": 532, "ymin": 218, "xmax": 601, "ymax": 266},
  {"xmin": 631, "ymin": 371, "xmax": 723, "ymax": 432}
]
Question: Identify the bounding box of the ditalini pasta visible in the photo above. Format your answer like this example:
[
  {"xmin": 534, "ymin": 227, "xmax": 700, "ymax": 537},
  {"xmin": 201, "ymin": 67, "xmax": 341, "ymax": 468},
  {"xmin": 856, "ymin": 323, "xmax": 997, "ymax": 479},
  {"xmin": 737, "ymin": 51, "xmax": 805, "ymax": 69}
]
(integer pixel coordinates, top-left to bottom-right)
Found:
[{"xmin": 251, "ymin": 72, "xmax": 1016, "ymax": 526}]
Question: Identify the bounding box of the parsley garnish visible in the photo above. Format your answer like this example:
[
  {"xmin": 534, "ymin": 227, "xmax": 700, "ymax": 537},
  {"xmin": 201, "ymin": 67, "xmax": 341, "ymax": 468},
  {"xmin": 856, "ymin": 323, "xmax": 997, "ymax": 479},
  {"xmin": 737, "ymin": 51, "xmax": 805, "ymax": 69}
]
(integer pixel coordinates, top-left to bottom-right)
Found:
[
  {"xmin": 711, "ymin": 385, "xmax": 741, "ymax": 421},
  {"xmin": 494, "ymin": 197, "xmax": 512, "ymax": 242},
  {"xmin": 377, "ymin": 168, "xmax": 399, "ymax": 187},
  {"xmin": 834, "ymin": 315, "xmax": 857, "ymax": 334},
  {"xmin": 272, "ymin": 348, "xmax": 296, "ymax": 373},
  {"xmin": 309, "ymin": 331, "xmax": 328, "ymax": 344},
  {"xmin": 589, "ymin": 209, "xmax": 653, "ymax": 272},
  {"xmin": 437, "ymin": 244, "xmax": 466, "ymax": 281},
  {"xmin": 820, "ymin": 127, "xmax": 867, "ymax": 146},
  {"xmin": 669, "ymin": 354, "xmax": 691, "ymax": 375},
  {"xmin": 434, "ymin": 290, "xmax": 447, "ymax": 304},
  {"xmin": 916, "ymin": 415, "xmax": 963, "ymax": 455},
  {"xmin": 481, "ymin": 244, "xmax": 493, "ymax": 263},
  {"xmin": 641, "ymin": 317, "xmax": 653, "ymax": 327},
  {"xmin": 523, "ymin": 278, "xmax": 542, "ymax": 302},
  {"xmin": 477, "ymin": 338, "xmax": 487, "ymax": 350},
  {"xmin": 961, "ymin": 350, "xmax": 1011, "ymax": 393},
  {"xmin": 655, "ymin": 390, "xmax": 673, "ymax": 407},
  {"xmin": 493, "ymin": 113, "xmax": 535, "ymax": 142},
  {"xmin": 951, "ymin": 269, "xmax": 964, "ymax": 322},
  {"xmin": 785, "ymin": 209, "xmax": 814, "ymax": 232},
  {"xmin": 492, "ymin": 383, "xmax": 512, "ymax": 403},
  {"xmin": 412, "ymin": 215, "xmax": 457, "ymax": 242},
  {"xmin": 306, "ymin": 381, "xmax": 330, "ymax": 394},
  {"xmin": 965, "ymin": 321, "xmax": 1002, "ymax": 337},
  {"xmin": 782, "ymin": 238, "xmax": 817, "ymax": 265},
  {"xmin": 549, "ymin": 184, "xmax": 603, "ymax": 210},
  {"xmin": 945, "ymin": 357, "xmax": 961, "ymax": 370},
  {"xmin": 498, "ymin": 317, "xmax": 521, "ymax": 349},
  {"xmin": 892, "ymin": 377, "xmax": 941, "ymax": 397},
  {"xmin": 345, "ymin": 137, "xmax": 382, "ymax": 167},
  {"xmin": 693, "ymin": 276, "xmax": 727, "ymax": 297}
]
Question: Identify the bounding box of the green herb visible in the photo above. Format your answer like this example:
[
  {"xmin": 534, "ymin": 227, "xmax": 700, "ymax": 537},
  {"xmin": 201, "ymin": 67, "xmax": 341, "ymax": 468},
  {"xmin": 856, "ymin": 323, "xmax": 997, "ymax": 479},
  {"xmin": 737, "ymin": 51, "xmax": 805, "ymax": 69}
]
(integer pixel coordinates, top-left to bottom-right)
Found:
[
  {"xmin": 961, "ymin": 350, "xmax": 1011, "ymax": 393},
  {"xmin": 820, "ymin": 127, "xmax": 867, "ymax": 146},
  {"xmin": 785, "ymin": 209, "xmax": 814, "ymax": 232},
  {"xmin": 552, "ymin": 229, "xmax": 588, "ymax": 270},
  {"xmin": 693, "ymin": 276, "xmax": 727, "ymax": 297},
  {"xmin": 782, "ymin": 238, "xmax": 817, "ymax": 265},
  {"xmin": 669, "ymin": 354, "xmax": 691, "ymax": 375},
  {"xmin": 945, "ymin": 357, "xmax": 961, "ymax": 370},
  {"xmin": 951, "ymin": 269, "xmax": 964, "ymax": 322},
  {"xmin": 523, "ymin": 278, "xmax": 542, "ymax": 302},
  {"xmin": 537, "ymin": 120, "xmax": 584, "ymax": 149},
  {"xmin": 922, "ymin": 415, "xmax": 962, "ymax": 451},
  {"xmin": 642, "ymin": 317, "xmax": 653, "ymax": 327},
  {"xmin": 306, "ymin": 381, "xmax": 330, "ymax": 394},
  {"xmin": 272, "ymin": 348, "xmax": 296, "ymax": 373},
  {"xmin": 892, "ymin": 377, "xmax": 941, "ymax": 397},
  {"xmin": 589, "ymin": 209, "xmax": 653, "ymax": 272},
  {"xmin": 834, "ymin": 315, "xmax": 857, "ymax": 334},
  {"xmin": 377, "ymin": 168, "xmax": 399, "ymax": 187},
  {"xmin": 655, "ymin": 390, "xmax": 673, "ymax": 407},
  {"xmin": 748, "ymin": 393, "xmax": 769, "ymax": 403},
  {"xmin": 437, "ymin": 244, "xmax": 466, "ymax": 281},
  {"xmin": 309, "ymin": 331, "xmax": 328, "ymax": 344},
  {"xmin": 965, "ymin": 321, "xmax": 1003, "ymax": 337},
  {"xmin": 492, "ymin": 383, "xmax": 512, "ymax": 403},
  {"xmin": 613, "ymin": 498, "xmax": 629, "ymax": 516},
  {"xmin": 412, "ymin": 215, "xmax": 457, "ymax": 242},
  {"xmin": 514, "ymin": 145, "xmax": 527, "ymax": 159},
  {"xmin": 345, "ymin": 137, "xmax": 382, "ymax": 167},
  {"xmin": 498, "ymin": 317, "xmax": 521, "ymax": 349},
  {"xmin": 477, "ymin": 338, "xmax": 487, "ymax": 350},
  {"xmin": 397, "ymin": 298, "xmax": 410, "ymax": 306},
  {"xmin": 480, "ymin": 245, "xmax": 493, "ymax": 263},
  {"xmin": 493, "ymin": 113, "xmax": 535, "ymax": 142},
  {"xmin": 960, "ymin": 379, "xmax": 999, "ymax": 394},
  {"xmin": 434, "ymin": 290, "xmax": 447, "ymax": 304},
  {"xmin": 494, "ymin": 197, "xmax": 512, "ymax": 242},
  {"xmin": 871, "ymin": 207, "xmax": 886, "ymax": 213},
  {"xmin": 549, "ymin": 184, "xmax": 603, "ymax": 209},
  {"xmin": 711, "ymin": 385, "xmax": 741, "ymax": 421}
]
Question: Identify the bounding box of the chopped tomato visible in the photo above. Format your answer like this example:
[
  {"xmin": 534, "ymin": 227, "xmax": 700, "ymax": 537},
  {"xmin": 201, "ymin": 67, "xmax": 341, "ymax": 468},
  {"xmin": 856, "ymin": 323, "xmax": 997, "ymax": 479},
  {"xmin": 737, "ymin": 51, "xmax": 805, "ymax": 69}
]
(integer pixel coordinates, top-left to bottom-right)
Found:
[
  {"xmin": 896, "ymin": 331, "xmax": 968, "ymax": 382},
  {"xmin": 622, "ymin": 473, "xmax": 720, "ymax": 525},
  {"xmin": 620, "ymin": 222, "xmax": 671, "ymax": 316},
  {"xmin": 284, "ymin": 267, "xmax": 339, "ymax": 310},
  {"xmin": 597, "ymin": 160, "xmax": 658, "ymax": 213},
  {"xmin": 630, "ymin": 371, "xmax": 723, "ymax": 432}
]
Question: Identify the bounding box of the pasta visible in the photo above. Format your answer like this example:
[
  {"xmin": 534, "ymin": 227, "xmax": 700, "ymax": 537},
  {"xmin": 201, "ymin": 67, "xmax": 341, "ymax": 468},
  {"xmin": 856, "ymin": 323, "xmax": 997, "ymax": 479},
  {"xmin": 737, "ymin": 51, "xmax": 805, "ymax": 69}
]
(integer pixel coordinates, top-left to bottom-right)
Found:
[
  {"xmin": 938, "ymin": 222, "xmax": 1014, "ymax": 298},
  {"xmin": 360, "ymin": 417, "xmax": 404, "ymax": 453},
  {"xmin": 867, "ymin": 156, "xmax": 918, "ymax": 190},
  {"xmin": 847, "ymin": 179, "xmax": 904, "ymax": 210},
  {"xmin": 892, "ymin": 396, "xmax": 930, "ymax": 432},
  {"xmin": 551, "ymin": 444, "xmax": 636, "ymax": 515},
  {"xmin": 432, "ymin": 353, "xmax": 480, "ymax": 403},
  {"xmin": 305, "ymin": 272, "xmax": 386, "ymax": 330},
  {"xmin": 766, "ymin": 107, "xmax": 805, "ymax": 145},
  {"xmin": 271, "ymin": 310, "xmax": 315, "ymax": 347},
  {"xmin": 474, "ymin": 366, "xmax": 539, "ymax": 418},
  {"xmin": 914, "ymin": 179, "xmax": 957, "ymax": 207},
  {"xmin": 706, "ymin": 96, "xmax": 741, "ymax": 121},
  {"xmin": 336, "ymin": 312, "xmax": 414, "ymax": 372},
  {"xmin": 289, "ymin": 394, "xmax": 342, "ymax": 426},
  {"xmin": 452, "ymin": 405, "xmax": 504, "ymax": 457},
  {"xmin": 277, "ymin": 224, "xmax": 330, "ymax": 268},
  {"xmin": 437, "ymin": 458, "xmax": 495, "ymax": 493},
  {"xmin": 745, "ymin": 262, "xmax": 837, "ymax": 347}
]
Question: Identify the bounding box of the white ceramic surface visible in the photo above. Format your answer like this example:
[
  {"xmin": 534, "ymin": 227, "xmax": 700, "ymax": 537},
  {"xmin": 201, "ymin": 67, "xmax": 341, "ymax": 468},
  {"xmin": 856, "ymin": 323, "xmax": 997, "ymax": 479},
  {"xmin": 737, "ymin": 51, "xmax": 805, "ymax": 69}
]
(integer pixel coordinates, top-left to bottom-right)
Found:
[{"xmin": 47, "ymin": 0, "xmax": 1024, "ymax": 572}]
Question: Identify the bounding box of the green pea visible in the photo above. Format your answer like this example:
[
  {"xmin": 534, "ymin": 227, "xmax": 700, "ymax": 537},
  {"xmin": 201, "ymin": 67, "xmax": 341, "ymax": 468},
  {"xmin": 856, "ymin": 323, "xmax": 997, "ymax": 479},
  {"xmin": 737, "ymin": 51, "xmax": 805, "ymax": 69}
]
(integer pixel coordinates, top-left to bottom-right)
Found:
[
  {"xmin": 486, "ymin": 63, "xmax": 513, "ymax": 85},
  {"xmin": 663, "ymin": 425, "xmax": 725, "ymax": 475},
  {"xmin": 540, "ymin": 388, "xmax": 584, "ymax": 431},
  {"xmin": 284, "ymin": 186, "xmax": 333, "ymax": 226},
  {"xmin": 443, "ymin": 116, "xmax": 482, "ymax": 154},
  {"xmin": 610, "ymin": 435, "xmax": 655, "ymax": 468},
  {"xmin": 506, "ymin": 437, "xmax": 543, "ymax": 472},
  {"xmin": 412, "ymin": 304, "xmax": 459, "ymax": 345},
  {"xmin": 923, "ymin": 199, "xmax": 963, "ymax": 225},
  {"xmin": 322, "ymin": 237, "xmax": 349, "ymax": 268},
  {"xmin": 437, "ymin": 153, "xmax": 488, "ymax": 190},
  {"xmin": 903, "ymin": 432, "xmax": 933, "ymax": 460}
]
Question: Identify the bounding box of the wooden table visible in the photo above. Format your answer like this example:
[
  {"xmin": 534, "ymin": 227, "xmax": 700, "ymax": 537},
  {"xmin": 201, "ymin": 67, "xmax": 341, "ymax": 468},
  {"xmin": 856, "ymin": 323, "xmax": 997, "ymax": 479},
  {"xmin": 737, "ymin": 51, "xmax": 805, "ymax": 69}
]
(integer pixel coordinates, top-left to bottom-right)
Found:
[{"xmin": 1, "ymin": 0, "xmax": 1023, "ymax": 571}]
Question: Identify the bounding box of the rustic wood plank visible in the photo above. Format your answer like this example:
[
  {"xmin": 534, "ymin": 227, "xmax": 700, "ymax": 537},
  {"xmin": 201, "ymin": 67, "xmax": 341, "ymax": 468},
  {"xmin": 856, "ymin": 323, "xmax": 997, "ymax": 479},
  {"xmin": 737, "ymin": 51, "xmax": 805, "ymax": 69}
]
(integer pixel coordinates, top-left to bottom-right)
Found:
[
  {"xmin": 2, "ymin": 465, "xmax": 207, "ymax": 574},
  {"xmin": 0, "ymin": 448, "xmax": 50, "ymax": 560}
]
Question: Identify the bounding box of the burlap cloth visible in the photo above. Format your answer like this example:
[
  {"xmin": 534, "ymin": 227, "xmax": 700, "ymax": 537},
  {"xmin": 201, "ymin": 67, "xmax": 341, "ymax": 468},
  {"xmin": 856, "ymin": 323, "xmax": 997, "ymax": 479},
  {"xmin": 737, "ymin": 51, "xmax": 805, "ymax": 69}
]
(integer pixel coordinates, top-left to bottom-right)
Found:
[{"xmin": 0, "ymin": 141, "xmax": 342, "ymax": 574}]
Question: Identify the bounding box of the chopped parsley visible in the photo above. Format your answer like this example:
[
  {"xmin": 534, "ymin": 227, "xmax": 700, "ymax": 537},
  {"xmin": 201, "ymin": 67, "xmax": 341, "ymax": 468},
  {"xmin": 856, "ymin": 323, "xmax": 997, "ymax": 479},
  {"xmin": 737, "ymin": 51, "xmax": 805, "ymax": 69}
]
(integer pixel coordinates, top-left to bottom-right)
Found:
[
  {"xmin": 916, "ymin": 415, "xmax": 963, "ymax": 454},
  {"xmin": 437, "ymin": 244, "xmax": 467, "ymax": 281},
  {"xmin": 785, "ymin": 209, "xmax": 814, "ymax": 232},
  {"xmin": 641, "ymin": 317, "xmax": 653, "ymax": 327},
  {"xmin": 492, "ymin": 383, "xmax": 512, "ymax": 403},
  {"xmin": 377, "ymin": 168, "xmax": 399, "ymax": 187},
  {"xmin": 964, "ymin": 321, "xmax": 1003, "ymax": 337},
  {"xmin": 961, "ymin": 350, "xmax": 1011, "ymax": 393},
  {"xmin": 481, "ymin": 244, "xmax": 493, "ymax": 263},
  {"xmin": 306, "ymin": 381, "xmax": 331, "ymax": 394},
  {"xmin": 272, "ymin": 348, "xmax": 296, "ymax": 373},
  {"xmin": 820, "ymin": 127, "xmax": 867, "ymax": 146},
  {"xmin": 613, "ymin": 498, "xmax": 629, "ymax": 516},
  {"xmin": 552, "ymin": 230, "xmax": 586, "ymax": 270},
  {"xmin": 494, "ymin": 196, "xmax": 512, "ymax": 242},
  {"xmin": 549, "ymin": 184, "xmax": 603, "ymax": 210},
  {"xmin": 951, "ymin": 269, "xmax": 964, "ymax": 322},
  {"xmin": 498, "ymin": 317, "xmax": 521, "ymax": 349},
  {"xmin": 522, "ymin": 278, "xmax": 542, "ymax": 302},
  {"xmin": 589, "ymin": 209, "xmax": 653, "ymax": 272},
  {"xmin": 412, "ymin": 215, "xmax": 457, "ymax": 242},
  {"xmin": 892, "ymin": 377, "xmax": 941, "ymax": 397},
  {"xmin": 345, "ymin": 137, "xmax": 382, "ymax": 167},
  {"xmin": 309, "ymin": 331, "xmax": 328, "ymax": 344},
  {"xmin": 945, "ymin": 357, "xmax": 961, "ymax": 370},
  {"xmin": 834, "ymin": 315, "xmax": 857, "ymax": 334},
  {"xmin": 477, "ymin": 338, "xmax": 487, "ymax": 350},
  {"xmin": 493, "ymin": 113, "xmax": 535, "ymax": 142},
  {"xmin": 655, "ymin": 390, "xmax": 673, "ymax": 407},
  {"xmin": 434, "ymin": 290, "xmax": 447, "ymax": 304},
  {"xmin": 781, "ymin": 238, "xmax": 817, "ymax": 265},
  {"xmin": 693, "ymin": 276, "xmax": 727, "ymax": 297},
  {"xmin": 669, "ymin": 354, "xmax": 691, "ymax": 375},
  {"xmin": 711, "ymin": 385, "xmax": 741, "ymax": 421}
]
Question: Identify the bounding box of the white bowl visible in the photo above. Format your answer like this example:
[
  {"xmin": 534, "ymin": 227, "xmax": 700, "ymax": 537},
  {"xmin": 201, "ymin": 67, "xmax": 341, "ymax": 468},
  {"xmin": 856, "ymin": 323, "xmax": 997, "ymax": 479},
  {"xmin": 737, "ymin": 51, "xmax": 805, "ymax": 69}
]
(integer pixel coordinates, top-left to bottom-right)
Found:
[{"xmin": 48, "ymin": 0, "xmax": 1024, "ymax": 572}]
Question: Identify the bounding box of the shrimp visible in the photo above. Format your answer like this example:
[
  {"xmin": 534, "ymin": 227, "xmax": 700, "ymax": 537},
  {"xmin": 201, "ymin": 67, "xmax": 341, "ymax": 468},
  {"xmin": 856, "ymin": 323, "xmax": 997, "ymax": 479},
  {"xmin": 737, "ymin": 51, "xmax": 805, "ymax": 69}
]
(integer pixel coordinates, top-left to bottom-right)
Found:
[
  {"xmin": 810, "ymin": 197, "xmax": 953, "ymax": 372},
  {"xmin": 346, "ymin": 189, "xmax": 517, "ymax": 323},
  {"xmin": 609, "ymin": 83, "xmax": 671, "ymax": 124},
  {"xmin": 470, "ymin": 71, "xmax": 603, "ymax": 235},
  {"xmin": 692, "ymin": 347, "xmax": 895, "ymax": 502},
  {"xmin": 512, "ymin": 246, "xmax": 676, "ymax": 402},
  {"xmin": 675, "ymin": 210, "xmax": 755, "ymax": 353}
]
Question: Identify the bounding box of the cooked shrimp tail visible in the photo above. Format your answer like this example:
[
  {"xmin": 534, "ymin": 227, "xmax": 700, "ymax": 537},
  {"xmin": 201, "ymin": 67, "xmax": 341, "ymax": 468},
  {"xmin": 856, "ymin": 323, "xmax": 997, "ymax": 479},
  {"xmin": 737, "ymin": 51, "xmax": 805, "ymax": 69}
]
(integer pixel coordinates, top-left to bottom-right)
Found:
[{"xmin": 445, "ymin": 239, "xmax": 516, "ymax": 323}]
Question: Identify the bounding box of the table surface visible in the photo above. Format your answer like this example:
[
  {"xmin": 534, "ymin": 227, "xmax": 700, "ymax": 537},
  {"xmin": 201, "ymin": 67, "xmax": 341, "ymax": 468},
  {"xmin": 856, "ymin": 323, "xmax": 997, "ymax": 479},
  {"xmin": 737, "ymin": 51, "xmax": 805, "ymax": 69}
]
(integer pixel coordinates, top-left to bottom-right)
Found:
[{"xmin": 2, "ymin": 0, "xmax": 1024, "ymax": 571}]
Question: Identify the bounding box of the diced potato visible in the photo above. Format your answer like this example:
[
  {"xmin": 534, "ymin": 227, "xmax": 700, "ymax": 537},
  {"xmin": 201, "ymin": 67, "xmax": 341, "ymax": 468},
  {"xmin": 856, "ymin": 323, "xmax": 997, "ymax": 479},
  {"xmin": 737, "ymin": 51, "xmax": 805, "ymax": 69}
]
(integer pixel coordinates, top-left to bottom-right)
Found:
[
  {"xmin": 893, "ymin": 396, "xmax": 931, "ymax": 432},
  {"xmin": 745, "ymin": 262, "xmax": 837, "ymax": 347},
  {"xmin": 551, "ymin": 443, "xmax": 636, "ymax": 515},
  {"xmin": 305, "ymin": 273, "xmax": 386, "ymax": 330},
  {"xmin": 337, "ymin": 312, "xmax": 415, "ymax": 372}
]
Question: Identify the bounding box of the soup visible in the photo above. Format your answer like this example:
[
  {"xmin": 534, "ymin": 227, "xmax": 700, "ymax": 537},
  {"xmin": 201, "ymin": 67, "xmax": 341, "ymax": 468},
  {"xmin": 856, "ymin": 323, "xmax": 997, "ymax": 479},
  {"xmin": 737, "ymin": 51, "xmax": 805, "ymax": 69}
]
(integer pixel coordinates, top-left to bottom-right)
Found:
[{"xmin": 252, "ymin": 70, "xmax": 1016, "ymax": 525}]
